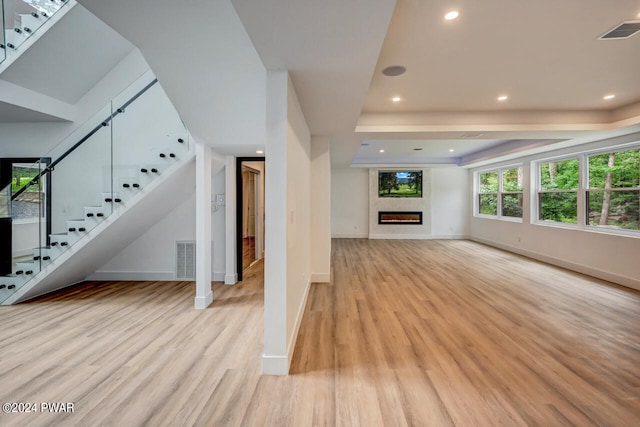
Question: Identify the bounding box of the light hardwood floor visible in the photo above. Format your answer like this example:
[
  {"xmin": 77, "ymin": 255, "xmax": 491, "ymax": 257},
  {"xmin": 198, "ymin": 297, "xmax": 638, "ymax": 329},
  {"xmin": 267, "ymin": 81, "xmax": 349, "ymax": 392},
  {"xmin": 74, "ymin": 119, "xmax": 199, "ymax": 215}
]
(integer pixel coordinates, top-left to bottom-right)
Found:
[{"xmin": 0, "ymin": 239, "xmax": 639, "ymax": 426}]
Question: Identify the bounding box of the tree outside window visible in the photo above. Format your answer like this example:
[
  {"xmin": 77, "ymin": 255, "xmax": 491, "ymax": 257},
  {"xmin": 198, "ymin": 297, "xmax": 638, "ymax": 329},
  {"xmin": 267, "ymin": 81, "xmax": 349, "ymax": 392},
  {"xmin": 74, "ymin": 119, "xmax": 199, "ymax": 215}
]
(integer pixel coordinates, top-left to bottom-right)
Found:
[
  {"xmin": 587, "ymin": 148, "xmax": 639, "ymax": 231},
  {"xmin": 538, "ymin": 158, "xmax": 579, "ymax": 224},
  {"xmin": 477, "ymin": 166, "xmax": 523, "ymax": 219},
  {"xmin": 479, "ymin": 171, "xmax": 498, "ymax": 215}
]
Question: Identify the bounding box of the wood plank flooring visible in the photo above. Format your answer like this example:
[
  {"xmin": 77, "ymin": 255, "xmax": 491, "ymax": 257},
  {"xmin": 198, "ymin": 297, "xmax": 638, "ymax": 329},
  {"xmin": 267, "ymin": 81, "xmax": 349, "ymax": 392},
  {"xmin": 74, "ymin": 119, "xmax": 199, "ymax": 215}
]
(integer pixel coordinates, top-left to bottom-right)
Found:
[{"xmin": 0, "ymin": 239, "xmax": 639, "ymax": 426}]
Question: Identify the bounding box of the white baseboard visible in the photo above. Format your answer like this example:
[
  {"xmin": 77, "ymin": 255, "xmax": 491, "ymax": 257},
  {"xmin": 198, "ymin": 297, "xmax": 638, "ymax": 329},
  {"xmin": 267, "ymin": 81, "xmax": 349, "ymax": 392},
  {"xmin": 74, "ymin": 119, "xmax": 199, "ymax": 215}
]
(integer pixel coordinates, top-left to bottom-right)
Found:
[
  {"xmin": 286, "ymin": 274, "xmax": 312, "ymax": 369},
  {"xmin": 429, "ymin": 234, "xmax": 469, "ymax": 240},
  {"xmin": 194, "ymin": 291, "xmax": 213, "ymax": 309},
  {"xmin": 224, "ymin": 273, "xmax": 237, "ymax": 285},
  {"xmin": 369, "ymin": 234, "xmax": 432, "ymax": 239},
  {"xmin": 262, "ymin": 354, "xmax": 289, "ymax": 376},
  {"xmin": 471, "ymin": 236, "xmax": 640, "ymax": 292},
  {"xmin": 311, "ymin": 273, "xmax": 330, "ymax": 283},
  {"xmin": 262, "ymin": 274, "xmax": 312, "ymax": 375},
  {"xmin": 331, "ymin": 233, "xmax": 368, "ymax": 238},
  {"xmin": 86, "ymin": 271, "xmax": 175, "ymax": 281}
]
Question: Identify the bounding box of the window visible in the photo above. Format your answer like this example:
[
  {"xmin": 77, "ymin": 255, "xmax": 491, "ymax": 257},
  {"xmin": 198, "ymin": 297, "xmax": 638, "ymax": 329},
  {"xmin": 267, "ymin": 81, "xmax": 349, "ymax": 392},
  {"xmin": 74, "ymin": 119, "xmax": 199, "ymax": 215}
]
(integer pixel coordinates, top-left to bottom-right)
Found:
[
  {"xmin": 538, "ymin": 158, "xmax": 579, "ymax": 224},
  {"xmin": 586, "ymin": 148, "xmax": 639, "ymax": 231},
  {"xmin": 478, "ymin": 171, "xmax": 498, "ymax": 215},
  {"xmin": 501, "ymin": 167, "xmax": 523, "ymax": 218},
  {"xmin": 535, "ymin": 145, "xmax": 640, "ymax": 234},
  {"xmin": 477, "ymin": 166, "xmax": 523, "ymax": 219}
]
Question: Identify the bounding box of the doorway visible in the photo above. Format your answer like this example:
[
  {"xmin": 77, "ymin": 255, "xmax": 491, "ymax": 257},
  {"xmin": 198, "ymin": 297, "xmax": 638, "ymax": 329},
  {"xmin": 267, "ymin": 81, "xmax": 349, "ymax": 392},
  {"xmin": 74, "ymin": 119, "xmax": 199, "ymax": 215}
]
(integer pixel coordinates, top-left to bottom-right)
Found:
[
  {"xmin": 0, "ymin": 158, "xmax": 52, "ymax": 275},
  {"xmin": 236, "ymin": 157, "xmax": 265, "ymax": 281}
]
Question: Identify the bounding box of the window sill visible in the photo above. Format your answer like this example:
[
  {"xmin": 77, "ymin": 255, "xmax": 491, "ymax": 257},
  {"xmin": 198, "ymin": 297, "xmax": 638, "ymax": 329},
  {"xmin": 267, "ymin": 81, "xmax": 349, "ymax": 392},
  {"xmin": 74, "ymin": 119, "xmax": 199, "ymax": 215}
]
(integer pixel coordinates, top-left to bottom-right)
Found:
[
  {"xmin": 474, "ymin": 214, "xmax": 523, "ymax": 223},
  {"xmin": 533, "ymin": 221, "xmax": 640, "ymax": 239}
]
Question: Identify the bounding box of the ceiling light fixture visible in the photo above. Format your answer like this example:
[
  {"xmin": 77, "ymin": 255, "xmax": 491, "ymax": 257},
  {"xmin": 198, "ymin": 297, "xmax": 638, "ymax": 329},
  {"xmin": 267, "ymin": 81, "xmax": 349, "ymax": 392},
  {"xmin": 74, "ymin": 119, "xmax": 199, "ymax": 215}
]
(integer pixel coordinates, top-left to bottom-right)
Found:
[
  {"xmin": 449, "ymin": 149, "xmax": 455, "ymax": 152},
  {"xmin": 445, "ymin": 11, "xmax": 459, "ymax": 20},
  {"xmin": 382, "ymin": 65, "xmax": 406, "ymax": 77},
  {"xmin": 256, "ymin": 150, "xmax": 264, "ymax": 154},
  {"xmin": 497, "ymin": 95, "xmax": 508, "ymax": 101},
  {"xmin": 603, "ymin": 94, "xmax": 615, "ymax": 100},
  {"xmin": 379, "ymin": 149, "xmax": 385, "ymax": 153},
  {"xmin": 392, "ymin": 97, "xmax": 401, "ymax": 102}
]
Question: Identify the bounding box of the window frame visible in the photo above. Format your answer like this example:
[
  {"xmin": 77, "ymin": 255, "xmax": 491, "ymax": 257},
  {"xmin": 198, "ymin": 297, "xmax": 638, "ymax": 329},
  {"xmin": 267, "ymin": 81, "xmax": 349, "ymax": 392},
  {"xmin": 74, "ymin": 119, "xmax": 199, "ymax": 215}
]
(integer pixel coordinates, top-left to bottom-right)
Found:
[
  {"xmin": 533, "ymin": 143, "xmax": 640, "ymax": 237},
  {"xmin": 475, "ymin": 164, "xmax": 524, "ymax": 222},
  {"xmin": 535, "ymin": 155, "xmax": 580, "ymax": 226}
]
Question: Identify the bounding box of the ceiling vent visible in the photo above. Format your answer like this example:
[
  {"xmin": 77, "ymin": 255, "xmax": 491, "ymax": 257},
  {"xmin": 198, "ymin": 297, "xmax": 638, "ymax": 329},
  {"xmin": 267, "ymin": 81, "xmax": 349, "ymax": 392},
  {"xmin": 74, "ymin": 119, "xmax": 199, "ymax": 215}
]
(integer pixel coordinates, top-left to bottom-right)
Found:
[{"xmin": 598, "ymin": 21, "xmax": 640, "ymax": 40}]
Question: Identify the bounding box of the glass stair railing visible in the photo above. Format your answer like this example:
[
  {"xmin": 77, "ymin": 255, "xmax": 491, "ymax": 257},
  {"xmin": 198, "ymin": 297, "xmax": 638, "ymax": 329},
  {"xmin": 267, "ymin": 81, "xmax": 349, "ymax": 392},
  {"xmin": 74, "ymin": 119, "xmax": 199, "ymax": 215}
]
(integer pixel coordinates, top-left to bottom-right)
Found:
[
  {"xmin": 1, "ymin": 0, "xmax": 71, "ymax": 64},
  {"xmin": 0, "ymin": 71, "xmax": 192, "ymax": 304}
]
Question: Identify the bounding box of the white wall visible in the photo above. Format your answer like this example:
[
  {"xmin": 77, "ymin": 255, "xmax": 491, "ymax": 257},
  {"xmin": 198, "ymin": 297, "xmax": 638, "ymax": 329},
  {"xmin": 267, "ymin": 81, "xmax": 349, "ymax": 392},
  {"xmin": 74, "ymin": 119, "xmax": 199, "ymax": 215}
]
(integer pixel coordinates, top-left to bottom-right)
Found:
[
  {"xmin": 369, "ymin": 168, "xmax": 431, "ymax": 238},
  {"xmin": 263, "ymin": 71, "xmax": 312, "ymax": 375},
  {"xmin": 310, "ymin": 137, "xmax": 331, "ymax": 282},
  {"xmin": 91, "ymin": 192, "xmax": 195, "ymax": 280},
  {"xmin": 331, "ymin": 166, "xmax": 470, "ymax": 240},
  {"xmin": 470, "ymin": 132, "xmax": 640, "ymax": 290},
  {"xmin": 331, "ymin": 168, "xmax": 369, "ymax": 237},
  {"xmin": 79, "ymin": 0, "xmax": 268, "ymax": 150},
  {"xmin": 212, "ymin": 169, "xmax": 226, "ymax": 280},
  {"xmin": 89, "ymin": 166, "xmax": 227, "ymax": 281},
  {"xmin": 431, "ymin": 167, "xmax": 470, "ymax": 238},
  {"xmin": 0, "ymin": 49, "xmax": 150, "ymax": 158},
  {"xmin": 49, "ymin": 75, "xmax": 189, "ymax": 234},
  {"xmin": 286, "ymin": 75, "xmax": 311, "ymax": 361}
]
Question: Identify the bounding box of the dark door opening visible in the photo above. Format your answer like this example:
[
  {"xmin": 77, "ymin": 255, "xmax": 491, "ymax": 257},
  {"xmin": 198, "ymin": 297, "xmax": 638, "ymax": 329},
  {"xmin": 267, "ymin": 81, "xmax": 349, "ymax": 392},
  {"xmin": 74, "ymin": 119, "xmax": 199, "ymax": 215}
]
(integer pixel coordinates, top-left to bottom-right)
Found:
[{"xmin": 236, "ymin": 157, "xmax": 265, "ymax": 281}]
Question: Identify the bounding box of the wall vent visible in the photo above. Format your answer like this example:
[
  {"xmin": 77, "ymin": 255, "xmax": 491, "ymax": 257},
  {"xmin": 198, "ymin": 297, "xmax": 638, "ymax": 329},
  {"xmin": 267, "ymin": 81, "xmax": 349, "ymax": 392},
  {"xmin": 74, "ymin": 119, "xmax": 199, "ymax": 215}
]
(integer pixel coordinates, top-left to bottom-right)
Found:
[
  {"xmin": 176, "ymin": 241, "xmax": 196, "ymax": 280},
  {"xmin": 598, "ymin": 21, "xmax": 640, "ymax": 40}
]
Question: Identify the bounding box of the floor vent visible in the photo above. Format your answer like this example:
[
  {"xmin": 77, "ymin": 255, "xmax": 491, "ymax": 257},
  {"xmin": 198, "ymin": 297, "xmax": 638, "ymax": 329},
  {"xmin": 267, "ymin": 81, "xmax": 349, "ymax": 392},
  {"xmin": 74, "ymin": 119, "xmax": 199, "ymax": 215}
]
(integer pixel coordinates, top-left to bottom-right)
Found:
[
  {"xmin": 176, "ymin": 241, "xmax": 196, "ymax": 280},
  {"xmin": 598, "ymin": 21, "xmax": 640, "ymax": 40}
]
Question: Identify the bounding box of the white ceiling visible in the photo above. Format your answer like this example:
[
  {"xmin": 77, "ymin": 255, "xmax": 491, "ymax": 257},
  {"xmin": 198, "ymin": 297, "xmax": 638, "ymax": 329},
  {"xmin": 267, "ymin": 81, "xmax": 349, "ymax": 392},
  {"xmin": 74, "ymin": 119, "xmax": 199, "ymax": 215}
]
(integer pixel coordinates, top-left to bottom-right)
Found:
[
  {"xmin": 4, "ymin": 0, "xmax": 639, "ymax": 168},
  {"xmin": 1, "ymin": 5, "xmax": 133, "ymax": 105},
  {"xmin": 231, "ymin": 0, "xmax": 396, "ymax": 135},
  {"xmin": 232, "ymin": 0, "xmax": 640, "ymax": 167}
]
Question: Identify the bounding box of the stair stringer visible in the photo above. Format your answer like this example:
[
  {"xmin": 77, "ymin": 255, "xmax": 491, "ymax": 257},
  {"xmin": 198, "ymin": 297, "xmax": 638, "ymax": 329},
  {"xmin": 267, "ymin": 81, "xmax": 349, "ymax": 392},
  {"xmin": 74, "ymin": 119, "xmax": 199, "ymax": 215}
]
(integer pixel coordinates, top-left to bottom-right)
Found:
[{"xmin": 4, "ymin": 148, "xmax": 196, "ymax": 305}]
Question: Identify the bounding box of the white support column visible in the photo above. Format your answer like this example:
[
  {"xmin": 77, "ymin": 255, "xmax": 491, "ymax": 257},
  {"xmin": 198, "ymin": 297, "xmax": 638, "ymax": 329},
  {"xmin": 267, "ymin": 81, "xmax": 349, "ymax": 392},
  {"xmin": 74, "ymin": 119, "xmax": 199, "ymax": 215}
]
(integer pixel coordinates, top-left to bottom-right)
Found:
[
  {"xmin": 194, "ymin": 142, "xmax": 213, "ymax": 309},
  {"xmin": 263, "ymin": 70, "xmax": 289, "ymax": 375},
  {"xmin": 224, "ymin": 155, "xmax": 237, "ymax": 285}
]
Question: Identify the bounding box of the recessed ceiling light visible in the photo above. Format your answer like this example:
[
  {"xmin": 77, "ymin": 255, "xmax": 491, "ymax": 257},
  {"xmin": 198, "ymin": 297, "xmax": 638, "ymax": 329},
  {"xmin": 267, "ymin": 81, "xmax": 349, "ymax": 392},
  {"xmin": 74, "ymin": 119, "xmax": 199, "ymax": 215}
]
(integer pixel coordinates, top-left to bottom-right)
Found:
[
  {"xmin": 449, "ymin": 149, "xmax": 455, "ymax": 152},
  {"xmin": 497, "ymin": 95, "xmax": 508, "ymax": 101},
  {"xmin": 392, "ymin": 97, "xmax": 401, "ymax": 102},
  {"xmin": 256, "ymin": 150, "xmax": 263, "ymax": 154},
  {"xmin": 445, "ymin": 11, "xmax": 459, "ymax": 20},
  {"xmin": 379, "ymin": 149, "xmax": 385, "ymax": 153},
  {"xmin": 603, "ymin": 94, "xmax": 615, "ymax": 100},
  {"xmin": 382, "ymin": 66, "xmax": 406, "ymax": 77}
]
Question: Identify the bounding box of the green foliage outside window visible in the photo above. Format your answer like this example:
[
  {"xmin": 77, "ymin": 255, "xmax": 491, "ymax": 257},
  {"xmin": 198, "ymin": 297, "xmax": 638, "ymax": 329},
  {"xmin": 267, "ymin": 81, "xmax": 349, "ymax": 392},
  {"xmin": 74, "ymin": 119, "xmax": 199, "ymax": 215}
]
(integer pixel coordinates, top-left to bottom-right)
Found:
[
  {"xmin": 587, "ymin": 148, "xmax": 640, "ymax": 230},
  {"xmin": 538, "ymin": 149, "xmax": 639, "ymax": 230},
  {"xmin": 538, "ymin": 158, "xmax": 579, "ymax": 223},
  {"xmin": 478, "ymin": 168, "xmax": 523, "ymax": 218},
  {"xmin": 12, "ymin": 166, "xmax": 40, "ymax": 193}
]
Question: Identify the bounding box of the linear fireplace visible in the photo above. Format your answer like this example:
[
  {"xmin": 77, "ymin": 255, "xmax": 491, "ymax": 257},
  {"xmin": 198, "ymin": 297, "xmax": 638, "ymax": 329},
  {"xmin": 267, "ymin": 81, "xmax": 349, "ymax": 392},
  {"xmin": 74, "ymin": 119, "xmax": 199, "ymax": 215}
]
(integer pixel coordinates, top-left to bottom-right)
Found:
[{"xmin": 378, "ymin": 211, "xmax": 423, "ymax": 225}]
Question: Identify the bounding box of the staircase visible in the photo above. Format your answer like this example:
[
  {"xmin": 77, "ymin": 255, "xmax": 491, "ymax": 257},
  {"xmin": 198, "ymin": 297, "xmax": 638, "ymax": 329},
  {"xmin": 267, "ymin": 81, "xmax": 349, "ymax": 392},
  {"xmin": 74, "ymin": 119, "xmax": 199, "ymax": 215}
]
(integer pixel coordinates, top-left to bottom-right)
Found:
[
  {"xmin": 1, "ymin": 0, "xmax": 73, "ymax": 65},
  {"xmin": 0, "ymin": 72, "xmax": 195, "ymax": 305}
]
